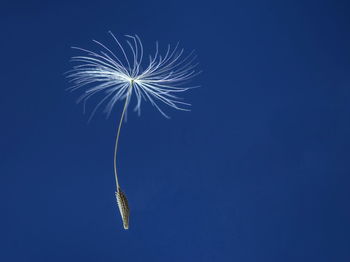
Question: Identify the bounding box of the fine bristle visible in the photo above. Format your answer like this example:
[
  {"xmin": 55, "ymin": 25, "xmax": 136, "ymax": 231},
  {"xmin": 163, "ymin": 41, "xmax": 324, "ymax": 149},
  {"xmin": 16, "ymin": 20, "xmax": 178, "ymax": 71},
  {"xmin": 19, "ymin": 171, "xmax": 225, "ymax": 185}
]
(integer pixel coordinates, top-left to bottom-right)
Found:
[{"xmin": 116, "ymin": 189, "xmax": 130, "ymax": 229}]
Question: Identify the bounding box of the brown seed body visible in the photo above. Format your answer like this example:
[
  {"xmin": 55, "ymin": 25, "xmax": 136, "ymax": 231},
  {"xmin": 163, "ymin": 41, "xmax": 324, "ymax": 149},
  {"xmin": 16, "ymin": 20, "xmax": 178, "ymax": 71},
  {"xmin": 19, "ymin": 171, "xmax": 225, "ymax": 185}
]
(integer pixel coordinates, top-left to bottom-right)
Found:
[{"xmin": 116, "ymin": 189, "xmax": 129, "ymax": 229}]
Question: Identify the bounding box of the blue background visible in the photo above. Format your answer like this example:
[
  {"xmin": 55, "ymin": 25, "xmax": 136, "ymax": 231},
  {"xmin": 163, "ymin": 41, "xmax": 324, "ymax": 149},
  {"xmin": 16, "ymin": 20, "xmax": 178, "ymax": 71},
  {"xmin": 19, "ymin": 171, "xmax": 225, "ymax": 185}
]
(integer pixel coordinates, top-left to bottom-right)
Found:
[{"xmin": 1, "ymin": 0, "xmax": 350, "ymax": 261}]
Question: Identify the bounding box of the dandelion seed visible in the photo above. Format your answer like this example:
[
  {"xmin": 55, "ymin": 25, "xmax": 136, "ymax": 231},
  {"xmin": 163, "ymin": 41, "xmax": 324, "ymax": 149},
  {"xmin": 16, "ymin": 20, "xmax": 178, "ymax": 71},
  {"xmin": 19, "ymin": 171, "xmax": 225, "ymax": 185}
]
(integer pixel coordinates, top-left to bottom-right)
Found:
[
  {"xmin": 67, "ymin": 32, "xmax": 199, "ymax": 229},
  {"xmin": 116, "ymin": 189, "xmax": 129, "ymax": 229}
]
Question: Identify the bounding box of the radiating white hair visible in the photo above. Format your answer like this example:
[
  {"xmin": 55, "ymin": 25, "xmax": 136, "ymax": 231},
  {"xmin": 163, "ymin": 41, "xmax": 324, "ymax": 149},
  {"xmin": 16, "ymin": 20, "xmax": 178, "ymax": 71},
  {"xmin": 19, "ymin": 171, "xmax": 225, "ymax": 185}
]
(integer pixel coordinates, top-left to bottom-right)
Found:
[{"xmin": 67, "ymin": 32, "xmax": 199, "ymax": 120}]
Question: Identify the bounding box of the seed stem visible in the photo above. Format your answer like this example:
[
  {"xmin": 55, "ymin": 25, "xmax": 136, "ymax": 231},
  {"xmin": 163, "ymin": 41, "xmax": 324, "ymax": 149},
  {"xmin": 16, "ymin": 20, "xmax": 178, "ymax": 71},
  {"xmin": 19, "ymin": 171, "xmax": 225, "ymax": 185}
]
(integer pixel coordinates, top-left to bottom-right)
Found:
[{"xmin": 114, "ymin": 81, "xmax": 133, "ymax": 190}]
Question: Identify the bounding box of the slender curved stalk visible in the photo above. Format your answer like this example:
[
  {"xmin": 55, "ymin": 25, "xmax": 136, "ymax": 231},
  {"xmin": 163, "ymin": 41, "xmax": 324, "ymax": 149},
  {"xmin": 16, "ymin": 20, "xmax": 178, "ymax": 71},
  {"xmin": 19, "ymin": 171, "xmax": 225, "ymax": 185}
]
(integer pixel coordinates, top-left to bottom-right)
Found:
[
  {"xmin": 114, "ymin": 82, "xmax": 133, "ymax": 229},
  {"xmin": 114, "ymin": 81, "xmax": 133, "ymax": 190}
]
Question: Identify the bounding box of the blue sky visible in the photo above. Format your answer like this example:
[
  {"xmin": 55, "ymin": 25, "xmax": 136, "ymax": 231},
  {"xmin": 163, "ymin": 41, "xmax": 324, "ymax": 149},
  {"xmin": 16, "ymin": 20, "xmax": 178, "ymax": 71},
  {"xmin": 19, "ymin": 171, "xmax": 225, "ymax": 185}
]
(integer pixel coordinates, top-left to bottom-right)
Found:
[{"xmin": 1, "ymin": 0, "xmax": 350, "ymax": 261}]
